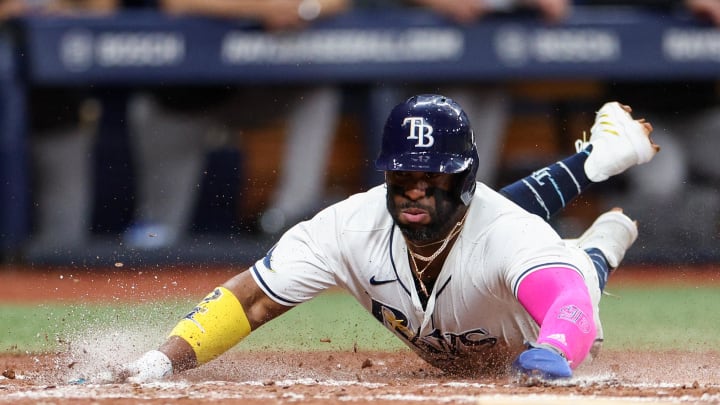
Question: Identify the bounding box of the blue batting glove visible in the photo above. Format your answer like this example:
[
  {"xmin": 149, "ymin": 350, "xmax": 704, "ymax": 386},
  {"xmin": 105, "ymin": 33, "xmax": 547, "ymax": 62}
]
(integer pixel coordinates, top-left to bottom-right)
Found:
[{"xmin": 512, "ymin": 344, "xmax": 572, "ymax": 380}]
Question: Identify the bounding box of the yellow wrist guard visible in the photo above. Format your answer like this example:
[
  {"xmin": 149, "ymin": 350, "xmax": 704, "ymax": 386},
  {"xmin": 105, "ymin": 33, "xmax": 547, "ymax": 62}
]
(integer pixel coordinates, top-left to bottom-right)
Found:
[{"xmin": 169, "ymin": 287, "xmax": 251, "ymax": 365}]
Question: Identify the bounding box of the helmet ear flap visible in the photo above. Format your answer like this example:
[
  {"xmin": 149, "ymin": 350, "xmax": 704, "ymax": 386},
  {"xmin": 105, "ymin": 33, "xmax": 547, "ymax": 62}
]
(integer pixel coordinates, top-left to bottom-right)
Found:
[{"xmin": 459, "ymin": 145, "xmax": 480, "ymax": 205}]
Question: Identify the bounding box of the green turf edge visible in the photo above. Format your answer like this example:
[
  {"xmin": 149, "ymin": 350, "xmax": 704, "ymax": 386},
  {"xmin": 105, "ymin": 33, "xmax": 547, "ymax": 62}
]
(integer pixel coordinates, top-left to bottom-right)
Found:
[{"xmin": 1, "ymin": 286, "xmax": 718, "ymax": 354}]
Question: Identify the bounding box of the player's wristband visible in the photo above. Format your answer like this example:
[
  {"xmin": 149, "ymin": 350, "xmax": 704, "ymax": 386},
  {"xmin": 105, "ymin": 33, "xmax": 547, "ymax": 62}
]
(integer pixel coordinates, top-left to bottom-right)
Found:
[{"xmin": 169, "ymin": 287, "xmax": 252, "ymax": 365}]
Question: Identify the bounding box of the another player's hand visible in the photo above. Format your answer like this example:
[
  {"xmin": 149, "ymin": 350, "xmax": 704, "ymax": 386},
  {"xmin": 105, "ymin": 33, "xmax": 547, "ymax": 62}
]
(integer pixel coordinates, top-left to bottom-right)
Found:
[
  {"xmin": 531, "ymin": 0, "xmax": 571, "ymax": 23},
  {"xmin": 511, "ymin": 343, "xmax": 572, "ymax": 380},
  {"xmin": 686, "ymin": 0, "xmax": 720, "ymax": 26},
  {"xmin": 0, "ymin": 0, "xmax": 27, "ymax": 19},
  {"xmin": 416, "ymin": 0, "xmax": 488, "ymax": 24}
]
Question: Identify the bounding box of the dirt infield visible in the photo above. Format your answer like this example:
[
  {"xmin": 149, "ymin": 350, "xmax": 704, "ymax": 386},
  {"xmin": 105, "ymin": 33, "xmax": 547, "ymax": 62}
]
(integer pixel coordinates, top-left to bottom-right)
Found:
[
  {"xmin": 2, "ymin": 349, "xmax": 720, "ymax": 404},
  {"xmin": 1, "ymin": 264, "xmax": 720, "ymax": 404}
]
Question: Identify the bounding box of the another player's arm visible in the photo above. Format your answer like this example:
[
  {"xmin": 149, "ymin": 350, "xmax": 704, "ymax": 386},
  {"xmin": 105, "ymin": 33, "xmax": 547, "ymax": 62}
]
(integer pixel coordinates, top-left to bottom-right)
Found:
[{"xmin": 125, "ymin": 270, "xmax": 290, "ymax": 380}]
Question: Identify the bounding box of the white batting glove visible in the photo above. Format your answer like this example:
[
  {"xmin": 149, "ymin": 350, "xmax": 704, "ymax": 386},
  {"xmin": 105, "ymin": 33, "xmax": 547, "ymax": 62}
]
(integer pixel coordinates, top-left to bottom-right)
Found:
[
  {"xmin": 122, "ymin": 350, "xmax": 173, "ymax": 383},
  {"xmin": 67, "ymin": 350, "xmax": 172, "ymax": 385}
]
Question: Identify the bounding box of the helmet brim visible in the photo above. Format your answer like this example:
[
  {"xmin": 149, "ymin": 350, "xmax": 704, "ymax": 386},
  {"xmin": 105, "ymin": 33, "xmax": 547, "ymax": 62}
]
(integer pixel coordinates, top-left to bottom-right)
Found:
[{"xmin": 375, "ymin": 152, "xmax": 473, "ymax": 174}]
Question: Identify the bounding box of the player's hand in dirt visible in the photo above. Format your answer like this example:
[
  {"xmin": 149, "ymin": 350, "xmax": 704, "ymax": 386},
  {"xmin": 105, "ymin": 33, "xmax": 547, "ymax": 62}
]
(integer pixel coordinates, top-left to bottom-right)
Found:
[
  {"xmin": 114, "ymin": 350, "xmax": 173, "ymax": 384},
  {"xmin": 69, "ymin": 350, "xmax": 173, "ymax": 385},
  {"xmin": 511, "ymin": 344, "xmax": 572, "ymax": 381}
]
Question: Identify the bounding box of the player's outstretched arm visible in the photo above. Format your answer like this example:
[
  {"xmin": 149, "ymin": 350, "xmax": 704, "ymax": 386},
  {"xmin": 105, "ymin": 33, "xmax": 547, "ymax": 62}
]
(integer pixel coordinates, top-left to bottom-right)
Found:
[
  {"xmin": 114, "ymin": 270, "xmax": 290, "ymax": 383},
  {"xmin": 512, "ymin": 266, "xmax": 597, "ymax": 379}
]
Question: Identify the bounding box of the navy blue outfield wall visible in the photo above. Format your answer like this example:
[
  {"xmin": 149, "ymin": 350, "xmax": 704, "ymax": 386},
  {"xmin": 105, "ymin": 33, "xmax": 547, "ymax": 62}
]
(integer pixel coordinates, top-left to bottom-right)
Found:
[{"xmin": 2, "ymin": 6, "xmax": 719, "ymax": 264}]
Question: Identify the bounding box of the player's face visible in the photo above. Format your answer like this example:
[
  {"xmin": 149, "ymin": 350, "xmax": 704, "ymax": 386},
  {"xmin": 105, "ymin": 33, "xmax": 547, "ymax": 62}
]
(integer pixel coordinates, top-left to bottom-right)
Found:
[{"xmin": 385, "ymin": 171, "xmax": 464, "ymax": 243}]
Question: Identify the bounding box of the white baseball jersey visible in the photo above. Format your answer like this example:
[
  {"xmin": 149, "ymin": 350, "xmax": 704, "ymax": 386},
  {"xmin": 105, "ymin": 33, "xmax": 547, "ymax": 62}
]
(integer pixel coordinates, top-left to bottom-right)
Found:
[{"xmin": 251, "ymin": 183, "xmax": 601, "ymax": 374}]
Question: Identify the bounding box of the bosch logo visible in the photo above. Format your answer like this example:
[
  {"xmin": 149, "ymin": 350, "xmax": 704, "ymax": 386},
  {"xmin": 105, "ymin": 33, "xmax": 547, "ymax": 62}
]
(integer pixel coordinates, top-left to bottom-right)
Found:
[{"xmin": 60, "ymin": 30, "xmax": 94, "ymax": 72}]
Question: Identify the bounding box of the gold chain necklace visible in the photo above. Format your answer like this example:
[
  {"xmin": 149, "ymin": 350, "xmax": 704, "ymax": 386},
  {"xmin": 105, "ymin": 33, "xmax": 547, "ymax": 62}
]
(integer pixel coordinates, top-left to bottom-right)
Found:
[
  {"xmin": 406, "ymin": 209, "xmax": 469, "ymax": 297},
  {"xmin": 407, "ymin": 209, "xmax": 469, "ymax": 262},
  {"xmin": 408, "ymin": 253, "xmax": 431, "ymax": 297}
]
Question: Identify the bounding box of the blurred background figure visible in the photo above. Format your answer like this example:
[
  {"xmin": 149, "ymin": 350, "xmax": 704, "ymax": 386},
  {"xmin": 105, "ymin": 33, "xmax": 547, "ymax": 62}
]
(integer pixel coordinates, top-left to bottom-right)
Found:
[
  {"xmin": 356, "ymin": 0, "xmax": 570, "ymax": 188},
  {"xmin": 1, "ymin": 0, "xmax": 118, "ymax": 256},
  {"xmin": 581, "ymin": 0, "xmax": 720, "ymax": 262},
  {"xmin": 11, "ymin": 0, "xmax": 720, "ymax": 264},
  {"xmin": 123, "ymin": 0, "xmax": 350, "ymax": 249}
]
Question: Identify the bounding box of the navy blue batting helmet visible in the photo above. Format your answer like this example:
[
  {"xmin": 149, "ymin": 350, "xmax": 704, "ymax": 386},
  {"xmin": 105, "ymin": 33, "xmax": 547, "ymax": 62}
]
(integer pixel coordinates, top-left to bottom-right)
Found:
[{"xmin": 375, "ymin": 94, "xmax": 479, "ymax": 205}]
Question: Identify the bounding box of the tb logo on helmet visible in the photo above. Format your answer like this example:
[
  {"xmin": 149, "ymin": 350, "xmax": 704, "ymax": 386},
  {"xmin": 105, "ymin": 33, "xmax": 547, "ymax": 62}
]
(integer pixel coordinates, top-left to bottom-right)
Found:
[{"xmin": 403, "ymin": 117, "xmax": 435, "ymax": 147}]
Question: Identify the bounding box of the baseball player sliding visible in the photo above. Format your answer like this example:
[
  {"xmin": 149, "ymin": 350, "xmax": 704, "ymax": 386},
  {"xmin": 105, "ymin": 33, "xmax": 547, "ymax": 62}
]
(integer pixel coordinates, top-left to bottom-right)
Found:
[{"xmin": 106, "ymin": 95, "xmax": 658, "ymax": 382}]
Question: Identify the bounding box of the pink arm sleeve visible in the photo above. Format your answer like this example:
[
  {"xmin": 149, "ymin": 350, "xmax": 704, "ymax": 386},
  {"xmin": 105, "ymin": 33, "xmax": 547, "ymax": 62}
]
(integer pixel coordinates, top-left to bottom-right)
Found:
[{"xmin": 516, "ymin": 266, "xmax": 597, "ymax": 368}]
